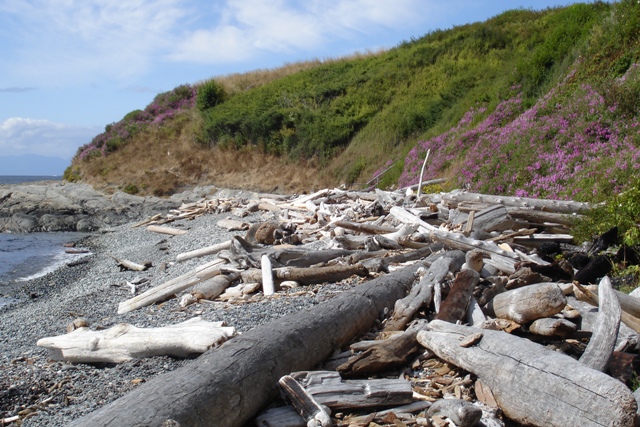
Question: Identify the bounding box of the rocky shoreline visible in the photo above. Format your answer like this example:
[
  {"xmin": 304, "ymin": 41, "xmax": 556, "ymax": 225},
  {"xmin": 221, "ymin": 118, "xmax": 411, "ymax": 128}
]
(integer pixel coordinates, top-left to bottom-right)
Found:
[
  {"xmin": 0, "ymin": 182, "xmax": 226, "ymax": 233},
  {"xmin": 0, "ymin": 183, "xmax": 349, "ymax": 426}
]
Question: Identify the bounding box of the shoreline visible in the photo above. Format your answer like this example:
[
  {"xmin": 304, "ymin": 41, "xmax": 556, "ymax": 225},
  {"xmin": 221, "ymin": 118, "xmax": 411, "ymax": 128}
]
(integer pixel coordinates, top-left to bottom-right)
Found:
[{"xmin": 0, "ymin": 201, "xmax": 352, "ymax": 426}]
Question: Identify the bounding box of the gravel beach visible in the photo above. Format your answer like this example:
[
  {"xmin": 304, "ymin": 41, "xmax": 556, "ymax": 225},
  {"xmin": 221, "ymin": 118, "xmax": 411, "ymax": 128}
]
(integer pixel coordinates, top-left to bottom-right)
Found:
[{"xmin": 0, "ymin": 200, "xmax": 357, "ymax": 426}]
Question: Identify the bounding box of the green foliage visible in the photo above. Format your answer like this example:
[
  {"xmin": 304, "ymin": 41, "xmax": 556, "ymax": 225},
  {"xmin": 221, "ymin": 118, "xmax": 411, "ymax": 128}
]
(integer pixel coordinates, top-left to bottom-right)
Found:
[
  {"xmin": 63, "ymin": 166, "xmax": 81, "ymax": 182},
  {"xmin": 197, "ymin": 79, "xmax": 226, "ymax": 111},
  {"xmin": 574, "ymin": 181, "xmax": 640, "ymax": 247},
  {"xmin": 123, "ymin": 184, "xmax": 139, "ymax": 195},
  {"xmin": 346, "ymin": 156, "xmax": 367, "ymax": 185}
]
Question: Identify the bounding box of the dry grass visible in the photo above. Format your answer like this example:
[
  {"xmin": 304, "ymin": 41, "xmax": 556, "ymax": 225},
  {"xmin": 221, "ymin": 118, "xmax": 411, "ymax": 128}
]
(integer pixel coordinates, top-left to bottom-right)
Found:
[
  {"xmin": 73, "ymin": 112, "xmax": 335, "ymax": 196},
  {"xmin": 202, "ymin": 49, "xmax": 386, "ymax": 96}
]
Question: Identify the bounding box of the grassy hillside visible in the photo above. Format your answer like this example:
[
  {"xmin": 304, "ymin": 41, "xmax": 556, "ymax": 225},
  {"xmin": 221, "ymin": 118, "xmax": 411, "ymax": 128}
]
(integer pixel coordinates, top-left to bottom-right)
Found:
[{"xmin": 67, "ymin": 0, "xmax": 640, "ymax": 205}]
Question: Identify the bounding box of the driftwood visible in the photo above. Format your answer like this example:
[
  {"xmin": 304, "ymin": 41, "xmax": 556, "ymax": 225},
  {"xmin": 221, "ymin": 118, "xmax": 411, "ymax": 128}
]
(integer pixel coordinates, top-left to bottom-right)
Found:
[
  {"xmin": 384, "ymin": 252, "xmax": 463, "ymax": 332},
  {"xmin": 118, "ymin": 259, "xmax": 226, "ymax": 314},
  {"xmin": 278, "ymin": 375, "xmax": 332, "ymax": 427},
  {"xmin": 37, "ymin": 317, "xmax": 235, "ymax": 363},
  {"xmin": 175, "ymin": 240, "xmax": 231, "ymax": 262},
  {"xmin": 255, "ymin": 406, "xmax": 305, "ymax": 427},
  {"xmin": 291, "ymin": 371, "xmax": 414, "ymax": 410},
  {"xmin": 390, "ymin": 206, "xmax": 519, "ymax": 273},
  {"xmin": 179, "ymin": 273, "xmax": 238, "ymax": 307},
  {"xmin": 576, "ymin": 278, "xmax": 621, "ymax": 371},
  {"xmin": 110, "ymin": 256, "xmax": 151, "ymax": 272},
  {"xmin": 241, "ymin": 263, "xmax": 369, "ymax": 286},
  {"xmin": 147, "ymin": 225, "xmax": 187, "ymax": 235},
  {"xmin": 337, "ymin": 322, "xmax": 427, "ymax": 377},
  {"xmin": 261, "ymin": 254, "xmax": 276, "ymax": 295},
  {"xmin": 439, "ymin": 191, "xmax": 591, "ymax": 214},
  {"xmin": 486, "ymin": 282, "xmax": 566, "ymax": 324},
  {"xmin": 69, "ymin": 263, "xmax": 423, "ymax": 427},
  {"xmin": 417, "ymin": 320, "xmax": 637, "ymax": 427},
  {"xmin": 435, "ymin": 269, "xmax": 480, "ymax": 323}
]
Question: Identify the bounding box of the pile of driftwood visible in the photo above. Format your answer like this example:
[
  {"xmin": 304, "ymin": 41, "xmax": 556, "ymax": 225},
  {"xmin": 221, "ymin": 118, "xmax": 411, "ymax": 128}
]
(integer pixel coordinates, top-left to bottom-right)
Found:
[{"xmin": 38, "ymin": 188, "xmax": 640, "ymax": 427}]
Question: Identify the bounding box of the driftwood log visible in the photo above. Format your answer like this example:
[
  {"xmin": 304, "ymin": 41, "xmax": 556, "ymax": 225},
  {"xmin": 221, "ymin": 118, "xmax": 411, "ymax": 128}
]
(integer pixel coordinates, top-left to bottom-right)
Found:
[
  {"xmin": 68, "ymin": 263, "xmax": 423, "ymax": 427},
  {"xmin": 486, "ymin": 282, "xmax": 566, "ymax": 324},
  {"xmin": 417, "ymin": 320, "xmax": 637, "ymax": 427},
  {"xmin": 36, "ymin": 317, "xmax": 235, "ymax": 363}
]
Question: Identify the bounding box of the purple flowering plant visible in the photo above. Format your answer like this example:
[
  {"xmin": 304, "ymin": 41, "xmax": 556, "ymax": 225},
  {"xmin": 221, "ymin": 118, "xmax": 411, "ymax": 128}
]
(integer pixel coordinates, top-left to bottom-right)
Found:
[
  {"xmin": 76, "ymin": 85, "xmax": 197, "ymax": 160},
  {"xmin": 398, "ymin": 63, "xmax": 640, "ymax": 202}
]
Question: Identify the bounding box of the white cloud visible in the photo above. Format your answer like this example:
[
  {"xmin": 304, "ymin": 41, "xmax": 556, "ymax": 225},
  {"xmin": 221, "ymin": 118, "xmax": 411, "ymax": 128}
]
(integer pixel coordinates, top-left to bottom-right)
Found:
[
  {"xmin": 0, "ymin": 118, "xmax": 101, "ymax": 159},
  {"xmin": 1, "ymin": 0, "xmax": 186, "ymax": 84},
  {"xmin": 169, "ymin": 0, "xmax": 436, "ymax": 63}
]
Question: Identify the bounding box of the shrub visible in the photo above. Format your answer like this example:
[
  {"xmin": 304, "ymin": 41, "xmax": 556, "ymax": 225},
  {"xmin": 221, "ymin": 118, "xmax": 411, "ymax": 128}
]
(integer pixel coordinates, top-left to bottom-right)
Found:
[
  {"xmin": 197, "ymin": 79, "xmax": 226, "ymax": 111},
  {"xmin": 123, "ymin": 184, "xmax": 139, "ymax": 195}
]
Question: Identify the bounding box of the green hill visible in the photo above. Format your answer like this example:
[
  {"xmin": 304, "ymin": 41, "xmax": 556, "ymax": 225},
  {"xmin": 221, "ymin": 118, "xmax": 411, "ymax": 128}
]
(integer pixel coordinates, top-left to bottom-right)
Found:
[{"xmin": 66, "ymin": 0, "xmax": 640, "ymax": 204}]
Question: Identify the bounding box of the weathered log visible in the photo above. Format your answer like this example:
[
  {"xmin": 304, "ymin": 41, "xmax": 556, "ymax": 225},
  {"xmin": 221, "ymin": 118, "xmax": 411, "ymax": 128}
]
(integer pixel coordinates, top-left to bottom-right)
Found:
[
  {"xmin": 585, "ymin": 283, "xmax": 640, "ymax": 319},
  {"xmin": 69, "ymin": 263, "xmax": 423, "ymax": 427},
  {"xmin": 118, "ymin": 259, "xmax": 226, "ymax": 314},
  {"xmin": 217, "ymin": 218, "xmax": 250, "ymax": 231},
  {"xmin": 465, "ymin": 296, "xmax": 487, "ymax": 327},
  {"xmin": 175, "ymin": 240, "xmax": 231, "ymax": 262},
  {"xmin": 507, "ymin": 208, "xmax": 578, "ymax": 226},
  {"xmin": 439, "ymin": 191, "xmax": 591, "ymax": 214},
  {"xmin": 459, "ymin": 205, "xmax": 515, "ymax": 233},
  {"xmin": 384, "ymin": 253, "xmax": 462, "ymax": 332},
  {"xmin": 291, "ymin": 370, "xmax": 414, "ymax": 410},
  {"xmin": 241, "ymin": 263, "xmax": 369, "ymax": 286},
  {"xmin": 486, "ymin": 282, "xmax": 566, "ymax": 324},
  {"xmin": 278, "ymin": 375, "xmax": 332, "ymax": 427},
  {"xmin": 417, "ymin": 320, "xmax": 637, "ymax": 427},
  {"xmin": 577, "ymin": 278, "xmax": 621, "ymax": 371},
  {"xmin": 37, "ymin": 317, "xmax": 235, "ymax": 363},
  {"xmin": 435, "ymin": 269, "xmax": 480, "ymax": 324},
  {"xmin": 147, "ymin": 225, "xmax": 187, "ymax": 235}
]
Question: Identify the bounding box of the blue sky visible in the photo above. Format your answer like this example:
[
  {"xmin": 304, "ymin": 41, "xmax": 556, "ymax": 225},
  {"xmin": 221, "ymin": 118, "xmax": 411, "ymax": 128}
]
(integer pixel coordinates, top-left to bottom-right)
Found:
[{"xmin": 0, "ymin": 0, "xmax": 604, "ymax": 171}]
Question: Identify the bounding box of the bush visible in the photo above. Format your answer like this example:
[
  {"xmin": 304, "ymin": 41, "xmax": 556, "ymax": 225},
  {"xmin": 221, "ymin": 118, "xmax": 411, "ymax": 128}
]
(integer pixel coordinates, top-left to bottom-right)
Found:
[{"xmin": 197, "ymin": 80, "xmax": 226, "ymax": 111}]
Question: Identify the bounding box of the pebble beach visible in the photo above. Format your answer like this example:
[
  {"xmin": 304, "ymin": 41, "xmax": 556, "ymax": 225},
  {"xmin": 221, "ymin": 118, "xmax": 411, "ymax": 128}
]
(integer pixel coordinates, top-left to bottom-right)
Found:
[{"xmin": 0, "ymin": 203, "xmax": 356, "ymax": 426}]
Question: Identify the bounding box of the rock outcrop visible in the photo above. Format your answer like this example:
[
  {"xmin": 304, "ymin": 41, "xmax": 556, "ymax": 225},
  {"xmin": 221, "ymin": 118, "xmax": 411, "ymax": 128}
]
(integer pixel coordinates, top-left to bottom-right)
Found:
[{"xmin": 0, "ymin": 182, "xmax": 184, "ymax": 232}]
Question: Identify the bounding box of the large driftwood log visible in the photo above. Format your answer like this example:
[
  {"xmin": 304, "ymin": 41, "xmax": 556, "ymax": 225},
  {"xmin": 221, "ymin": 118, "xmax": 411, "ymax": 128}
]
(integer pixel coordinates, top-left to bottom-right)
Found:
[
  {"xmin": 486, "ymin": 283, "xmax": 566, "ymax": 324},
  {"xmin": 439, "ymin": 191, "xmax": 591, "ymax": 214},
  {"xmin": 241, "ymin": 263, "xmax": 369, "ymax": 286},
  {"xmin": 417, "ymin": 320, "xmax": 637, "ymax": 427},
  {"xmin": 577, "ymin": 278, "xmax": 621, "ymax": 371},
  {"xmin": 69, "ymin": 263, "xmax": 423, "ymax": 427},
  {"xmin": 37, "ymin": 317, "xmax": 235, "ymax": 363}
]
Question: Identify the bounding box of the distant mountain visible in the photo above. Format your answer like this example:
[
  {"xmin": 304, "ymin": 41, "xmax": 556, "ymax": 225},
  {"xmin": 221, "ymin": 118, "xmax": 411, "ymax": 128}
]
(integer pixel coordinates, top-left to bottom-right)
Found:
[{"xmin": 0, "ymin": 155, "xmax": 70, "ymax": 176}]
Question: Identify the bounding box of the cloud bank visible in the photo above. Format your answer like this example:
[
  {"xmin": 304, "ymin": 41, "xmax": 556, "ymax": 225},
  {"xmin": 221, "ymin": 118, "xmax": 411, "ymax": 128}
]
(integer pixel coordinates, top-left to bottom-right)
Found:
[{"xmin": 0, "ymin": 118, "xmax": 101, "ymax": 159}]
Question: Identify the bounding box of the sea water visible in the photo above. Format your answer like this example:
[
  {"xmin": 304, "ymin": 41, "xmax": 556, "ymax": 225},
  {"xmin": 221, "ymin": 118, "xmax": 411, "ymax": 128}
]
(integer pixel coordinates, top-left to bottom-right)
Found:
[{"xmin": 0, "ymin": 176, "xmax": 88, "ymax": 308}]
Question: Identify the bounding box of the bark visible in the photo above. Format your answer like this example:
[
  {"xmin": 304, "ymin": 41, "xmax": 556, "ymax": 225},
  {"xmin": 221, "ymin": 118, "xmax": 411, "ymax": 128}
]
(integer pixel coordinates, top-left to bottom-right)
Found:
[
  {"xmin": 69, "ymin": 263, "xmax": 422, "ymax": 427},
  {"xmin": 435, "ymin": 269, "xmax": 480, "ymax": 323},
  {"xmin": 417, "ymin": 320, "xmax": 637, "ymax": 427}
]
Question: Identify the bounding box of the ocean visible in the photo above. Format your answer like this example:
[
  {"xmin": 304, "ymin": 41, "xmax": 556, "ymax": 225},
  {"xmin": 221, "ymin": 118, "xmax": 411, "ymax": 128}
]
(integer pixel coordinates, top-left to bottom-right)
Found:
[{"xmin": 0, "ymin": 176, "xmax": 90, "ymax": 308}]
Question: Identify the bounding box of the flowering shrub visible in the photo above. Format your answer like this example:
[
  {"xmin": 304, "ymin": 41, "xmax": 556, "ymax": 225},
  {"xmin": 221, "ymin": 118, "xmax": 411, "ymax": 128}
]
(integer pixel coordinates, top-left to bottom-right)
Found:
[
  {"xmin": 398, "ymin": 64, "xmax": 640, "ymax": 202},
  {"xmin": 76, "ymin": 85, "xmax": 197, "ymax": 160}
]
